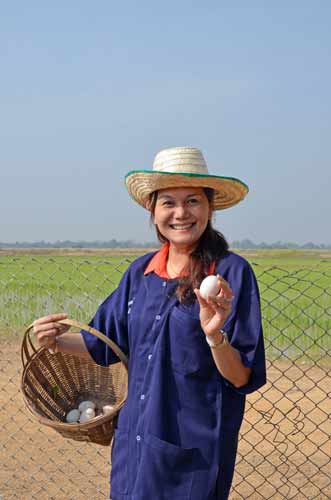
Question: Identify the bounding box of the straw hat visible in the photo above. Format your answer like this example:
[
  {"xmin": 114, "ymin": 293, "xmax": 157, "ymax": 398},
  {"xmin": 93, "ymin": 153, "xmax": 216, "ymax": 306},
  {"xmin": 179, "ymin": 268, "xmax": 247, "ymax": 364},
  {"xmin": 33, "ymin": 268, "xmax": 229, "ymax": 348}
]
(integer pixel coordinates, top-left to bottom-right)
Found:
[{"xmin": 125, "ymin": 147, "xmax": 248, "ymax": 211}]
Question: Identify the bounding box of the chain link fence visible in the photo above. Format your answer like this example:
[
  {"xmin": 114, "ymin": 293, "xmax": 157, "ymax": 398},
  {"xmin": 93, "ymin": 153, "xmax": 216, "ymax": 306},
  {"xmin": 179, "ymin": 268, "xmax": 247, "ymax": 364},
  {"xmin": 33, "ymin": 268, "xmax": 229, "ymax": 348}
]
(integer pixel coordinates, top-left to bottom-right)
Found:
[{"xmin": 1, "ymin": 252, "xmax": 330, "ymax": 499}]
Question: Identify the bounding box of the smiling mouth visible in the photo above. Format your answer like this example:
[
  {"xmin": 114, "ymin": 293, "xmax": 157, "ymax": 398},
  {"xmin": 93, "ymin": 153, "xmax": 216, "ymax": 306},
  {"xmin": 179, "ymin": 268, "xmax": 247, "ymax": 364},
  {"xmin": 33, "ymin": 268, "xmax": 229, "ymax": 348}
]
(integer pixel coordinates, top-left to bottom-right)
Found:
[{"xmin": 169, "ymin": 223, "xmax": 195, "ymax": 230}]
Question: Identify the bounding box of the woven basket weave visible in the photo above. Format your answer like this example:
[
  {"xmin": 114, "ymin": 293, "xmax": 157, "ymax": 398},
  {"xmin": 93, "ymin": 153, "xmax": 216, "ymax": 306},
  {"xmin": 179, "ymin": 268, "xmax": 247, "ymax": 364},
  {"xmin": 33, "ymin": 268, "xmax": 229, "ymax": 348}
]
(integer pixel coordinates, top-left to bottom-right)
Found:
[{"xmin": 21, "ymin": 319, "xmax": 128, "ymax": 446}]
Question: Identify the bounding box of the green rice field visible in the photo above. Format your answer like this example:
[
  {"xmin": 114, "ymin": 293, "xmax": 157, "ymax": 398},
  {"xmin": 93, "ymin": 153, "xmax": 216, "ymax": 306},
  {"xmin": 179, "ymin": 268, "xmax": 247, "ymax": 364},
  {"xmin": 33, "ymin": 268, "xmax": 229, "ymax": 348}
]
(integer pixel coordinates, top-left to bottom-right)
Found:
[{"xmin": 1, "ymin": 248, "xmax": 330, "ymax": 362}]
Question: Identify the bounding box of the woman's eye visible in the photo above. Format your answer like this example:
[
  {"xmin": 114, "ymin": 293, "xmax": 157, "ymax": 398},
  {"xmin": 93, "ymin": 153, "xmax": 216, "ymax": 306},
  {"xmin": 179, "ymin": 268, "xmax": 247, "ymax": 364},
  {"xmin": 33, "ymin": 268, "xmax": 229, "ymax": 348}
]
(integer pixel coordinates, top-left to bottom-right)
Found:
[{"xmin": 188, "ymin": 198, "xmax": 199, "ymax": 205}]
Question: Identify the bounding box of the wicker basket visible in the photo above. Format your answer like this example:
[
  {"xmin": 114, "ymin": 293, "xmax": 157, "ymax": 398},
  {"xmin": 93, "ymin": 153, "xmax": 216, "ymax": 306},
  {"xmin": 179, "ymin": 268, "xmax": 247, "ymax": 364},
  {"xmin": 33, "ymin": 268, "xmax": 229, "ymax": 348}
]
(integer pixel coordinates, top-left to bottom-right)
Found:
[{"xmin": 21, "ymin": 318, "xmax": 128, "ymax": 446}]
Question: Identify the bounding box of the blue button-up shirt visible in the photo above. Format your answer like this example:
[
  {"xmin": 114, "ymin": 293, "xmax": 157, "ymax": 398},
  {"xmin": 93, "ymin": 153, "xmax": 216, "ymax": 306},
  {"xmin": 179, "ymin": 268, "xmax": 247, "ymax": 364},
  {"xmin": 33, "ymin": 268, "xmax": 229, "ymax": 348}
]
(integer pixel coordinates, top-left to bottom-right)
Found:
[{"xmin": 82, "ymin": 251, "xmax": 266, "ymax": 500}]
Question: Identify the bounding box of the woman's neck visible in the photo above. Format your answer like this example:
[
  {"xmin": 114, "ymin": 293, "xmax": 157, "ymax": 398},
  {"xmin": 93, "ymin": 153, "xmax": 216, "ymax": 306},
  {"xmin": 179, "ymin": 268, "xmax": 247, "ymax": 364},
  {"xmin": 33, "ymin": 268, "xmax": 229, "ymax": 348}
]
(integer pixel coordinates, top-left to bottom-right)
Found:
[{"xmin": 167, "ymin": 244, "xmax": 192, "ymax": 277}]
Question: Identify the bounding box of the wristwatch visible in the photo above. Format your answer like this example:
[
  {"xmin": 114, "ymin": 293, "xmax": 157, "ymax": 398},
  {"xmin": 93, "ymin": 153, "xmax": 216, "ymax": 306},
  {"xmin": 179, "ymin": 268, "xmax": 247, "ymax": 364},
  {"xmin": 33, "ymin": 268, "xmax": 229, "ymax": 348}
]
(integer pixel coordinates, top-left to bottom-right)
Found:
[{"xmin": 205, "ymin": 330, "xmax": 228, "ymax": 350}]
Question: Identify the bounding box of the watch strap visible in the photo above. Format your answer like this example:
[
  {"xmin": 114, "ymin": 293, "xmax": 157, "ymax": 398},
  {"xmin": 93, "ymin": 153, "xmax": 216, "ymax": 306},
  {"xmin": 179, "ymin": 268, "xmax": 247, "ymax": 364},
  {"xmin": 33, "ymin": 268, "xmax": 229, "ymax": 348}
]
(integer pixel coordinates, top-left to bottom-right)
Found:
[{"xmin": 206, "ymin": 330, "xmax": 228, "ymax": 349}]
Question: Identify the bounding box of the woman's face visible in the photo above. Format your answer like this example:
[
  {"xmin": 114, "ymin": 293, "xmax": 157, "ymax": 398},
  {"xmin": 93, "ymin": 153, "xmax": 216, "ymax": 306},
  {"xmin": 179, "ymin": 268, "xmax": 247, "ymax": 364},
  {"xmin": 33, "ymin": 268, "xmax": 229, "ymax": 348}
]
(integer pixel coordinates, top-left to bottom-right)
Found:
[{"xmin": 153, "ymin": 187, "xmax": 212, "ymax": 251}]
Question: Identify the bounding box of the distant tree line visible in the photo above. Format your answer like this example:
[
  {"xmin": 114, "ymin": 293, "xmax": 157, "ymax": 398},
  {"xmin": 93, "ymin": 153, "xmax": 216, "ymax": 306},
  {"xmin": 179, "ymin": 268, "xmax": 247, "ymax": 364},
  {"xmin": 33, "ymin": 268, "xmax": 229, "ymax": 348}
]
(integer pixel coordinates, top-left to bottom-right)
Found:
[
  {"xmin": 231, "ymin": 239, "xmax": 331, "ymax": 250},
  {"xmin": 0, "ymin": 240, "xmax": 157, "ymax": 249},
  {"xmin": 1, "ymin": 239, "xmax": 330, "ymax": 249}
]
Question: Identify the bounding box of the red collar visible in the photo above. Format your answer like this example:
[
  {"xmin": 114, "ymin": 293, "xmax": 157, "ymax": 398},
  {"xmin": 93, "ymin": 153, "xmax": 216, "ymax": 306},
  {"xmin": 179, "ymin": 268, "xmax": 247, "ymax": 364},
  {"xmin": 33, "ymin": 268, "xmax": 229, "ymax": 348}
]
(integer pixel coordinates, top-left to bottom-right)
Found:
[{"xmin": 144, "ymin": 243, "xmax": 215, "ymax": 279}]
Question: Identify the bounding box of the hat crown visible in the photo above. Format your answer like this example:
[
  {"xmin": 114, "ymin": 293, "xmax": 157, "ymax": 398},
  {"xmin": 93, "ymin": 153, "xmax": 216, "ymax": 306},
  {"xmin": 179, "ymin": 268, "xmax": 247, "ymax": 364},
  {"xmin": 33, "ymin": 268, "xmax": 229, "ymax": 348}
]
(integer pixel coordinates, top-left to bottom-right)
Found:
[{"xmin": 153, "ymin": 147, "xmax": 209, "ymax": 175}]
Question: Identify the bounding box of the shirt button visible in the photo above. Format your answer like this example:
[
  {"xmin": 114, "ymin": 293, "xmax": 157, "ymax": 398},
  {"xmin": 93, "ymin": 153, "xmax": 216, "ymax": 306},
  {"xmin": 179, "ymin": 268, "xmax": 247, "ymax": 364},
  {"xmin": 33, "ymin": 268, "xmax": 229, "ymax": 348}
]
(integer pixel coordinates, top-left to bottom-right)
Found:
[
  {"xmin": 155, "ymin": 315, "xmax": 161, "ymax": 320},
  {"xmin": 162, "ymin": 281, "xmax": 167, "ymax": 287},
  {"xmin": 136, "ymin": 435, "xmax": 141, "ymax": 442},
  {"xmin": 140, "ymin": 394, "xmax": 145, "ymax": 400},
  {"xmin": 148, "ymin": 354, "xmax": 152, "ymax": 360}
]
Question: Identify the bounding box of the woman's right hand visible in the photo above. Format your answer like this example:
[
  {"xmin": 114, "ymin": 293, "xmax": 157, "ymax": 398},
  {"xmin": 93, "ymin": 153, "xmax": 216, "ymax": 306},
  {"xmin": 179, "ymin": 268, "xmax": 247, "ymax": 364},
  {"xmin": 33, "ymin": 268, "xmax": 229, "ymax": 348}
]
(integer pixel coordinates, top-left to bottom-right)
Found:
[{"xmin": 33, "ymin": 313, "xmax": 70, "ymax": 352}]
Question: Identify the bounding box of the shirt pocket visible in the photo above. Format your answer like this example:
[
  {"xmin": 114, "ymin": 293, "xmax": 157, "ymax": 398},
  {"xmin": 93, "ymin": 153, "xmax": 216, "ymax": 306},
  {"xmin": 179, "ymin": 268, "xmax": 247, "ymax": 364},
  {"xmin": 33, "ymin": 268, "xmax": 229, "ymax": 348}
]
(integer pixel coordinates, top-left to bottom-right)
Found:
[
  {"xmin": 135, "ymin": 432, "xmax": 196, "ymax": 499},
  {"xmin": 110, "ymin": 429, "xmax": 129, "ymax": 495},
  {"xmin": 168, "ymin": 305, "xmax": 216, "ymax": 377}
]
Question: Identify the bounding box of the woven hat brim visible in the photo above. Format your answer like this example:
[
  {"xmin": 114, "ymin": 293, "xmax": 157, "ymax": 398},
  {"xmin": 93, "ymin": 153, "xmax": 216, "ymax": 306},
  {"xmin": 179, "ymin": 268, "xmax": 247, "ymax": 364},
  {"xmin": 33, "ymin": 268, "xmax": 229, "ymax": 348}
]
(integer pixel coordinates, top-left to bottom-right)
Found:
[{"xmin": 125, "ymin": 170, "xmax": 249, "ymax": 210}]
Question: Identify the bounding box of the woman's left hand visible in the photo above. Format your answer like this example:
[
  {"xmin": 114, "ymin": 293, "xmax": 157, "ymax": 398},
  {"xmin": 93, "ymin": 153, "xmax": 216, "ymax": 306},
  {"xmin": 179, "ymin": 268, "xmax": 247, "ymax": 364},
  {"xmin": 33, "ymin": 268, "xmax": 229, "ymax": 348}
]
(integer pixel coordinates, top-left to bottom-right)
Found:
[{"xmin": 194, "ymin": 275, "xmax": 233, "ymax": 337}]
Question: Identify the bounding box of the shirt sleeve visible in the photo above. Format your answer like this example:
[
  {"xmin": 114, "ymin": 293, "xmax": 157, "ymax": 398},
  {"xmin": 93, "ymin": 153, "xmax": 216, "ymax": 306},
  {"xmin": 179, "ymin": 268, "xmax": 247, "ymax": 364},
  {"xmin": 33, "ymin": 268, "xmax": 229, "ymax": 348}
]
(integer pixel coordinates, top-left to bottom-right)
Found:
[
  {"xmin": 223, "ymin": 260, "xmax": 267, "ymax": 395},
  {"xmin": 80, "ymin": 268, "xmax": 131, "ymax": 366}
]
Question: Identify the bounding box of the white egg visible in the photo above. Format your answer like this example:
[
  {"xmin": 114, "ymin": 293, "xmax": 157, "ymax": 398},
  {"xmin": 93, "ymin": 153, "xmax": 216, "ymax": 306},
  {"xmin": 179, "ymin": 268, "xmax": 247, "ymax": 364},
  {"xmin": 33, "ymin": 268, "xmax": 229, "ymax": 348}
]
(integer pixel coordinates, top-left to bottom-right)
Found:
[
  {"xmin": 85, "ymin": 408, "xmax": 96, "ymax": 419},
  {"xmin": 102, "ymin": 404, "xmax": 115, "ymax": 416},
  {"xmin": 79, "ymin": 408, "xmax": 95, "ymax": 423},
  {"xmin": 199, "ymin": 275, "xmax": 220, "ymax": 300},
  {"xmin": 78, "ymin": 400, "xmax": 96, "ymax": 412},
  {"xmin": 66, "ymin": 409, "xmax": 80, "ymax": 423}
]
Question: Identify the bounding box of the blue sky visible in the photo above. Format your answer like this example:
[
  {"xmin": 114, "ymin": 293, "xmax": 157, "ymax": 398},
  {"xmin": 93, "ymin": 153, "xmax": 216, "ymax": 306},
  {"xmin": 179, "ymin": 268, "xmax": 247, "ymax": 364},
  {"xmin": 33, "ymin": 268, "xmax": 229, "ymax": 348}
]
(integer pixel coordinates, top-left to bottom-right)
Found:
[{"xmin": 1, "ymin": 2, "xmax": 330, "ymax": 244}]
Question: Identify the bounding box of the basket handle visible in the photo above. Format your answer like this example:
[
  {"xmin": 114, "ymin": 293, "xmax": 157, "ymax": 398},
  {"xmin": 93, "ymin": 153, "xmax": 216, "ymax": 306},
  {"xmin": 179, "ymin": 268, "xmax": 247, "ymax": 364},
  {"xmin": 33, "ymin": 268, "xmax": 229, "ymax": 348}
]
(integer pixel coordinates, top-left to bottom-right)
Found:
[
  {"xmin": 21, "ymin": 318, "xmax": 129, "ymax": 369},
  {"xmin": 21, "ymin": 323, "xmax": 38, "ymax": 368}
]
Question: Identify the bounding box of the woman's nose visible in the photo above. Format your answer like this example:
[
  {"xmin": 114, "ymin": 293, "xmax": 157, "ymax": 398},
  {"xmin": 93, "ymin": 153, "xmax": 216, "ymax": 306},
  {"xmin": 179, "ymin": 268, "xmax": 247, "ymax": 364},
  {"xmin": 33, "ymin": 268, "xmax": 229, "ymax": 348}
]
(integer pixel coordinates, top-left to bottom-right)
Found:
[{"xmin": 174, "ymin": 204, "xmax": 189, "ymax": 218}]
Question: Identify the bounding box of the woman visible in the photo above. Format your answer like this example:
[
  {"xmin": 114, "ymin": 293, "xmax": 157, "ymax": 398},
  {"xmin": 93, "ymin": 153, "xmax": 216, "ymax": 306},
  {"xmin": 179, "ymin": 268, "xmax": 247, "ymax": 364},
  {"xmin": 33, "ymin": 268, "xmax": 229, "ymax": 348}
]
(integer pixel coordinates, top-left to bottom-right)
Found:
[{"xmin": 34, "ymin": 147, "xmax": 266, "ymax": 500}]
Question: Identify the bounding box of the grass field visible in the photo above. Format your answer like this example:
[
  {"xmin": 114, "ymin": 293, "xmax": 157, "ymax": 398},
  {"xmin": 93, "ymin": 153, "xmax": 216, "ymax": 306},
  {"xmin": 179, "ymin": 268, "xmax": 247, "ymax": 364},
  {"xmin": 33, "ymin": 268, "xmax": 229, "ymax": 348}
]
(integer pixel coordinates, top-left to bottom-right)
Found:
[{"xmin": 1, "ymin": 248, "xmax": 330, "ymax": 362}]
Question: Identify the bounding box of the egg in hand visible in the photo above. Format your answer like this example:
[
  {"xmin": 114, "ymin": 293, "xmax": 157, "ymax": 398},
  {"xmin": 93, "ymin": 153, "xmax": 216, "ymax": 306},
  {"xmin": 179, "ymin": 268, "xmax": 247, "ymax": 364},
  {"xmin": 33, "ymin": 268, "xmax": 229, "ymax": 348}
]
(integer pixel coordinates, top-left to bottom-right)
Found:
[{"xmin": 199, "ymin": 275, "xmax": 220, "ymax": 300}]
